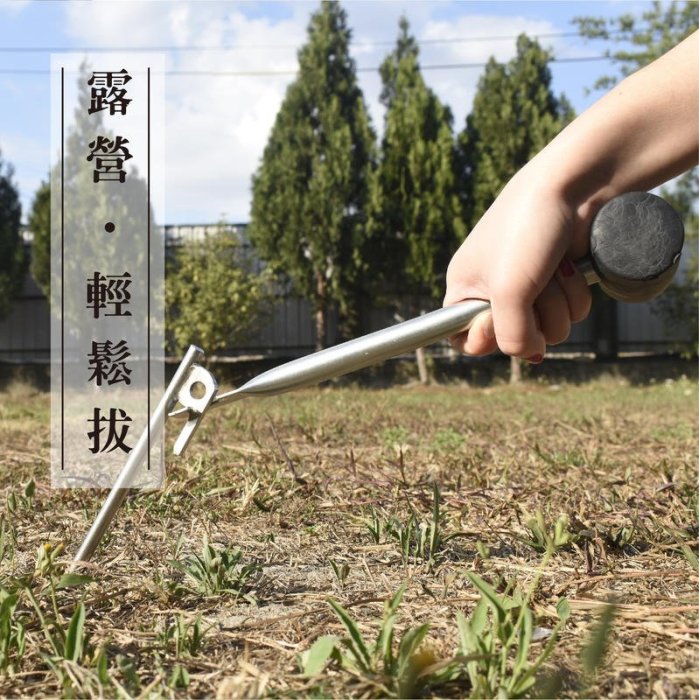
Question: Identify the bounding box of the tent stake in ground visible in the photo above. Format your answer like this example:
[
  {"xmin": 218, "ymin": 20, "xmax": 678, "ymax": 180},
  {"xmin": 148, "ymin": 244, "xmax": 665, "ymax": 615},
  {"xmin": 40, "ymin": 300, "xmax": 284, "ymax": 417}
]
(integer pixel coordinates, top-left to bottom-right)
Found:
[{"xmin": 73, "ymin": 192, "xmax": 684, "ymax": 565}]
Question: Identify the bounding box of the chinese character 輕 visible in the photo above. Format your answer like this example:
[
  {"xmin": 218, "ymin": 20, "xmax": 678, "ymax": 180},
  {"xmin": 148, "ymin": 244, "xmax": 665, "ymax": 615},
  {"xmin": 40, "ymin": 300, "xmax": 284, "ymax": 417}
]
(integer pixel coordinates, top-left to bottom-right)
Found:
[{"xmin": 86, "ymin": 271, "xmax": 133, "ymax": 319}]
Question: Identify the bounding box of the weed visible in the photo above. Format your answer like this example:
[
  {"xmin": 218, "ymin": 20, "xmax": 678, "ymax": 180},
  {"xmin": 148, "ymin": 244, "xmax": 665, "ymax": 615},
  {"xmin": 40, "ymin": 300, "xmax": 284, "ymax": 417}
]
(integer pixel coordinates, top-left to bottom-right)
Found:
[
  {"xmin": 362, "ymin": 506, "xmax": 392, "ymax": 544},
  {"xmin": 431, "ymin": 428, "xmax": 465, "ymax": 453},
  {"xmin": 5, "ymin": 479, "xmax": 35, "ymax": 515},
  {"xmin": 386, "ymin": 484, "xmax": 466, "ymax": 565},
  {"xmin": 0, "ymin": 590, "xmax": 26, "ymax": 673},
  {"xmin": 160, "ymin": 614, "xmax": 206, "ymax": 657},
  {"xmin": 328, "ymin": 559, "xmax": 350, "ymax": 589},
  {"xmin": 171, "ymin": 535, "xmax": 259, "ymax": 601},
  {"xmin": 381, "ymin": 426, "xmax": 410, "ymax": 448},
  {"xmin": 457, "ymin": 572, "xmax": 570, "ymax": 698},
  {"xmin": 518, "ymin": 510, "xmax": 577, "ymax": 553},
  {"xmin": 301, "ymin": 585, "xmax": 438, "ymax": 698}
]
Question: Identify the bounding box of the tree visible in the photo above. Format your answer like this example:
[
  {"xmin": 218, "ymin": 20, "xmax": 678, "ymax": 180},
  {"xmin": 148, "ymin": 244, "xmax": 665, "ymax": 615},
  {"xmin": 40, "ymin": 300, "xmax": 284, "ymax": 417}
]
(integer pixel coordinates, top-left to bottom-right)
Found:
[
  {"xmin": 573, "ymin": 0, "xmax": 699, "ymax": 91},
  {"xmin": 574, "ymin": 1, "xmax": 699, "ymax": 357},
  {"xmin": 28, "ymin": 178, "xmax": 50, "ymax": 297},
  {"xmin": 0, "ymin": 150, "xmax": 26, "ymax": 319},
  {"xmin": 249, "ymin": 0, "xmax": 376, "ymax": 350},
  {"xmin": 460, "ymin": 35, "xmax": 573, "ymax": 228},
  {"xmin": 368, "ymin": 17, "xmax": 465, "ymax": 382},
  {"xmin": 458, "ymin": 35, "xmax": 573, "ymax": 381},
  {"xmin": 165, "ymin": 226, "xmax": 272, "ymax": 356},
  {"xmin": 654, "ymin": 171, "xmax": 698, "ymax": 355}
]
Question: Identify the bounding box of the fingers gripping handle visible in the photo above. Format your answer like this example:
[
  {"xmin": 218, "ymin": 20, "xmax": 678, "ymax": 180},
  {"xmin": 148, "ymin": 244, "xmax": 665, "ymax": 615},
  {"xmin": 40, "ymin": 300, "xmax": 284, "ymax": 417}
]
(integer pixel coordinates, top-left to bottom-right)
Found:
[{"xmin": 589, "ymin": 192, "xmax": 685, "ymax": 302}]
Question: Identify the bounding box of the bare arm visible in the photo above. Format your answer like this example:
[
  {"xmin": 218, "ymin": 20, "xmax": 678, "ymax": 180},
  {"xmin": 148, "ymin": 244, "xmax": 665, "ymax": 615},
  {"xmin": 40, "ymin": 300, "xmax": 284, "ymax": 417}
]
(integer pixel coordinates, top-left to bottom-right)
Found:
[{"xmin": 444, "ymin": 30, "xmax": 699, "ymax": 361}]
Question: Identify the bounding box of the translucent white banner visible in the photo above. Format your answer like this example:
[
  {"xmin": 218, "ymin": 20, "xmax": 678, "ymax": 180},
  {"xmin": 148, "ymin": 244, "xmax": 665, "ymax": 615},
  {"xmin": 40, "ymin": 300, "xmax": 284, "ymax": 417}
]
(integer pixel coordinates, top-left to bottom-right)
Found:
[{"xmin": 50, "ymin": 54, "xmax": 165, "ymax": 489}]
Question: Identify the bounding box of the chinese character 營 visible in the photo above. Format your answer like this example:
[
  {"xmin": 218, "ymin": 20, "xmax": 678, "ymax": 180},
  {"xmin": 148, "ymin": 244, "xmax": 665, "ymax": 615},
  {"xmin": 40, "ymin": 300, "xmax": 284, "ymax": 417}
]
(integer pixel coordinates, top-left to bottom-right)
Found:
[
  {"xmin": 86, "ymin": 271, "xmax": 133, "ymax": 319},
  {"xmin": 87, "ymin": 339, "xmax": 132, "ymax": 386},
  {"xmin": 87, "ymin": 69, "xmax": 132, "ymax": 116},
  {"xmin": 86, "ymin": 407, "xmax": 132, "ymax": 454},
  {"xmin": 86, "ymin": 135, "xmax": 132, "ymax": 183}
]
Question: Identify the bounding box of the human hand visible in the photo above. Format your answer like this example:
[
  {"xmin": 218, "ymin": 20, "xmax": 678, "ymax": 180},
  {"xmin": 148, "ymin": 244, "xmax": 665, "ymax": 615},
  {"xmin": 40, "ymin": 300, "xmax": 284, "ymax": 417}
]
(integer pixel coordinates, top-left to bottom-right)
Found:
[{"xmin": 443, "ymin": 167, "xmax": 593, "ymax": 361}]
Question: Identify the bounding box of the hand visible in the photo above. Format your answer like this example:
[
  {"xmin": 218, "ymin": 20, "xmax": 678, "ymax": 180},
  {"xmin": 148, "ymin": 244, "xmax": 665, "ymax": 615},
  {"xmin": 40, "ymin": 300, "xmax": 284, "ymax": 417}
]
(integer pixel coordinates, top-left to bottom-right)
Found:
[{"xmin": 443, "ymin": 167, "xmax": 593, "ymax": 360}]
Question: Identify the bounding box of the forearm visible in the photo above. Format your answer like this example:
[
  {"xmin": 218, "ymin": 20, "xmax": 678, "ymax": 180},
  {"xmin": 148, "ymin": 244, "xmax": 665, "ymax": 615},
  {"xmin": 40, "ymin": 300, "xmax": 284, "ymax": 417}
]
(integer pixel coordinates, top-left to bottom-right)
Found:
[{"xmin": 531, "ymin": 30, "xmax": 699, "ymax": 227}]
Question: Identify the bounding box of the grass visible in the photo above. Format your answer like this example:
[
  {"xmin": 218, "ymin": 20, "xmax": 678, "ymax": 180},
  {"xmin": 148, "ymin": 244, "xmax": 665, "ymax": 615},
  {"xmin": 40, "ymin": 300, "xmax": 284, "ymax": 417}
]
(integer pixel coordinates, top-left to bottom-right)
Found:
[{"xmin": 0, "ymin": 372, "xmax": 697, "ymax": 697}]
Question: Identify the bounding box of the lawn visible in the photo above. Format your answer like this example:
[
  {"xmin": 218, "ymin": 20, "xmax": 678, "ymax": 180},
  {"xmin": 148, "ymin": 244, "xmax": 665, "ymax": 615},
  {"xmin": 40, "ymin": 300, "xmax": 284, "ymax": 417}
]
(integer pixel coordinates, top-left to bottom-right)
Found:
[{"xmin": 0, "ymin": 372, "xmax": 697, "ymax": 697}]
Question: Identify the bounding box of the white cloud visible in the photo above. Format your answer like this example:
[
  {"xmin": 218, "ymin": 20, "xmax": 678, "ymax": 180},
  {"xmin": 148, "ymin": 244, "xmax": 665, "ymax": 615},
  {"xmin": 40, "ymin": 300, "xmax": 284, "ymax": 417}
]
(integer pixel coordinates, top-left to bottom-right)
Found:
[
  {"xmin": 0, "ymin": 0, "xmax": 30, "ymax": 16},
  {"xmin": 61, "ymin": 1, "xmax": 576, "ymax": 223}
]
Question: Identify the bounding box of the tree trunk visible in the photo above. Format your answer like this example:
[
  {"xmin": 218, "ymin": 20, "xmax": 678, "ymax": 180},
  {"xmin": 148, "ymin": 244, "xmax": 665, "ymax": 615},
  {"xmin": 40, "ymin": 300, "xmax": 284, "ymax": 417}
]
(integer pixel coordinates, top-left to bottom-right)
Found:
[
  {"xmin": 416, "ymin": 346, "xmax": 430, "ymax": 385},
  {"xmin": 593, "ymin": 288, "xmax": 618, "ymax": 361},
  {"xmin": 315, "ymin": 273, "xmax": 327, "ymax": 351},
  {"xmin": 509, "ymin": 355, "xmax": 523, "ymax": 384}
]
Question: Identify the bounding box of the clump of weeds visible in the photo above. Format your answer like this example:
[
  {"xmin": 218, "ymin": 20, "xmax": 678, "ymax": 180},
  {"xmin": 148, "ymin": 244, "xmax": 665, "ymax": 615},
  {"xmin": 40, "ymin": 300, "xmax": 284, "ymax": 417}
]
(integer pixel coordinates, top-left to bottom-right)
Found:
[{"xmin": 170, "ymin": 535, "xmax": 260, "ymax": 602}]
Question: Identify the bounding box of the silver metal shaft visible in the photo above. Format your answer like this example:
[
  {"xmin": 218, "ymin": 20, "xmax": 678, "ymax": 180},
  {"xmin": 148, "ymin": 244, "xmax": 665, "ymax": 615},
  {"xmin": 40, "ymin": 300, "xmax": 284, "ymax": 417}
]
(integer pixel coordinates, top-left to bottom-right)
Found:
[
  {"xmin": 167, "ymin": 258, "xmax": 600, "ymax": 417},
  {"xmin": 214, "ymin": 299, "xmax": 490, "ymax": 404},
  {"xmin": 73, "ymin": 345, "xmax": 205, "ymax": 563}
]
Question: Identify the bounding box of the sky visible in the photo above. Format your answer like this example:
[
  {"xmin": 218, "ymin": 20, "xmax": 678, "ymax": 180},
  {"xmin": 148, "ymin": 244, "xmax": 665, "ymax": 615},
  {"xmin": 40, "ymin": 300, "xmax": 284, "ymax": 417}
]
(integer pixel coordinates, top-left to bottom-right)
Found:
[{"xmin": 0, "ymin": 0, "xmax": 650, "ymax": 225}]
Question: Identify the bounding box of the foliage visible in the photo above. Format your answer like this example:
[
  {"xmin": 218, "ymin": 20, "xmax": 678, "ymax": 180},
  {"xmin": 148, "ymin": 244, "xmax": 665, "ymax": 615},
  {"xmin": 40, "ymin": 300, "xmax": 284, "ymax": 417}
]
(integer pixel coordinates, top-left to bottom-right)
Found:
[
  {"xmin": 458, "ymin": 34, "xmax": 573, "ymax": 228},
  {"xmin": 653, "ymin": 170, "xmax": 698, "ymax": 356},
  {"xmin": 573, "ymin": 0, "xmax": 699, "ymax": 91},
  {"xmin": 159, "ymin": 614, "xmax": 206, "ymax": 657},
  {"xmin": 518, "ymin": 509, "xmax": 578, "ymax": 553},
  {"xmin": 249, "ymin": 0, "xmax": 376, "ymax": 347},
  {"xmin": 457, "ymin": 34, "xmax": 573, "ymax": 381},
  {"xmin": 29, "ymin": 68, "xmax": 155, "ymax": 323},
  {"xmin": 28, "ymin": 179, "xmax": 50, "ymax": 298},
  {"xmin": 458, "ymin": 573, "xmax": 570, "ymax": 698},
  {"xmin": 165, "ymin": 225, "xmax": 271, "ymax": 356},
  {"xmin": 574, "ymin": 2, "xmax": 699, "ymax": 355},
  {"xmin": 171, "ymin": 536, "xmax": 259, "ymax": 601},
  {"xmin": 367, "ymin": 17, "xmax": 464, "ymax": 303},
  {"xmin": 301, "ymin": 585, "xmax": 435, "ymax": 698},
  {"xmin": 0, "ymin": 150, "xmax": 26, "ymax": 319}
]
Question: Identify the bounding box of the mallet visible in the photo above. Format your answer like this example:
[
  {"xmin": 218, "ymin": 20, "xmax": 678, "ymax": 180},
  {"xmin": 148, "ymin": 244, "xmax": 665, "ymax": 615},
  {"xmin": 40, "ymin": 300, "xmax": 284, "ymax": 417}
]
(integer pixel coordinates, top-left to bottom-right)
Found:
[{"xmin": 73, "ymin": 191, "xmax": 684, "ymax": 564}]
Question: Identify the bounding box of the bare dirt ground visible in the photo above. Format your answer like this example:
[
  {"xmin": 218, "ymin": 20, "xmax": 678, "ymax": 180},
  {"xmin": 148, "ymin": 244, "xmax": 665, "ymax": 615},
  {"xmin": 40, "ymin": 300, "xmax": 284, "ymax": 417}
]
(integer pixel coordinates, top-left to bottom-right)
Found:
[{"xmin": 0, "ymin": 371, "xmax": 697, "ymax": 698}]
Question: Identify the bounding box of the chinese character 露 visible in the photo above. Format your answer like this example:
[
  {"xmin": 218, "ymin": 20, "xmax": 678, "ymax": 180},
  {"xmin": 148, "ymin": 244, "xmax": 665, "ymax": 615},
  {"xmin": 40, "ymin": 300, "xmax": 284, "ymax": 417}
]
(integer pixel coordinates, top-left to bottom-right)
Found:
[
  {"xmin": 86, "ymin": 135, "xmax": 132, "ymax": 183},
  {"xmin": 86, "ymin": 407, "xmax": 132, "ymax": 454},
  {"xmin": 87, "ymin": 69, "xmax": 132, "ymax": 116},
  {"xmin": 86, "ymin": 271, "xmax": 133, "ymax": 319},
  {"xmin": 87, "ymin": 339, "xmax": 132, "ymax": 386}
]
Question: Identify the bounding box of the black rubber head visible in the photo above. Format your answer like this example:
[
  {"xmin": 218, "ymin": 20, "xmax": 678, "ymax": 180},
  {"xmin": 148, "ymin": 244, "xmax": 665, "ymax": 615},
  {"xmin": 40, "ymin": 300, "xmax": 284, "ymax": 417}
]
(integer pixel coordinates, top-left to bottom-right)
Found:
[{"xmin": 590, "ymin": 191, "xmax": 685, "ymax": 302}]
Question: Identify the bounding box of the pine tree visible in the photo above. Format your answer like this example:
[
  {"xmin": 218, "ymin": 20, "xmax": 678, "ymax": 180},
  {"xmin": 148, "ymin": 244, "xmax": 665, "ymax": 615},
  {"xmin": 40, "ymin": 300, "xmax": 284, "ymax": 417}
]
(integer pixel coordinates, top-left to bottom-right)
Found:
[
  {"xmin": 460, "ymin": 35, "xmax": 572, "ymax": 228},
  {"xmin": 458, "ymin": 35, "xmax": 573, "ymax": 380},
  {"xmin": 574, "ymin": 1, "xmax": 698, "ymax": 357},
  {"xmin": 28, "ymin": 178, "xmax": 50, "ymax": 297},
  {"xmin": 368, "ymin": 17, "xmax": 464, "ymax": 382},
  {"xmin": 249, "ymin": 0, "xmax": 376, "ymax": 349},
  {"xmin": 0, "ymin": 150, "xmax": 26, "ymax": 319},
  {"xmin": 369, "ymin": 16, "xmax": 464, "ymax": 302},
  {"xmin": 29, "ymin": 68, "xmax": 156, "ymax": 333}
]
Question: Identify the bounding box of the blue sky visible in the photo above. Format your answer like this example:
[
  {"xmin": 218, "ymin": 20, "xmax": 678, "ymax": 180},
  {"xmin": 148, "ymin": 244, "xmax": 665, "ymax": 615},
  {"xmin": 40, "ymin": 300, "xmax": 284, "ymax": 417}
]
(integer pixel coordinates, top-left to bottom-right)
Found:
[{"xmin": 0, "ymin": 0, "xmax": 649, "ymax": 224}]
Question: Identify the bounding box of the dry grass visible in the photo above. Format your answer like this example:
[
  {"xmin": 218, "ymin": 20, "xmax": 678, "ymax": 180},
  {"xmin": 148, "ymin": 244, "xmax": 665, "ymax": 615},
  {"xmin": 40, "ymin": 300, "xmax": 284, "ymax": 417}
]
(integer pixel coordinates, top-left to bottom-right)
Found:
[{"xmin": 0, "ymin": 371, "xmax": 697, "ymax": 698}]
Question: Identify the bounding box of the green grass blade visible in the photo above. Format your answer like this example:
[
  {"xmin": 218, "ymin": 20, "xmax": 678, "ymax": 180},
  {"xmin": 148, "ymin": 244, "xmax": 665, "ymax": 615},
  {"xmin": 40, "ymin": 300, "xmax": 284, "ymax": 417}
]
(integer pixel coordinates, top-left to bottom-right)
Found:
[
  {"xmin": 328, "ymin": 599, "xmax": 372, "ymax": 673},
  {"xmin": 582, "ymin": 603, "xmax": 616, "ymax": 677},
  {"xmin": 396, "ymin": 623, "xmax": 429, "ymax": 676},
  {"xmin": 466, "ymin": 573, "xmax": 507, "ymax": 624},
  {"xmin": 64, "ymin": 601, "xmax": 86, "ymax": 662},
  {"xmin": 300, "ymin": 635, "xmax": 338, "ymax": 678},
  {"xmin": 681, "ymin": 544, "xmax": 699, "ymax": 572}
]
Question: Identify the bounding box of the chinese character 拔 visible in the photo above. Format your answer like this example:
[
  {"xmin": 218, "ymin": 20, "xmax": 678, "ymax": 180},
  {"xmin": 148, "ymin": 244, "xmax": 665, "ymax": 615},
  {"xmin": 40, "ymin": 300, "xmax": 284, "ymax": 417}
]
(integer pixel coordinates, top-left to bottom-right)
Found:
[
  {"xmin": 87, "ymin": 69, "xmax": 132, "ymax": 116},
  {"xmin": 87, "ymin": 339, "xmax": 132, "ymax": 386},
  {"xmin": 86, "ymin": 271, "xmax": 133, "ymax": 319},
  {"xmin": 87, "ymin": 407, "xmax": 132, "ymax": 454},
  {"xmin": 86, "ymin": 135, "xmax": 132, "ymax": 183}
]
